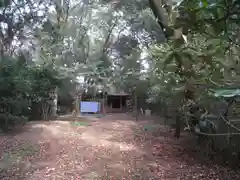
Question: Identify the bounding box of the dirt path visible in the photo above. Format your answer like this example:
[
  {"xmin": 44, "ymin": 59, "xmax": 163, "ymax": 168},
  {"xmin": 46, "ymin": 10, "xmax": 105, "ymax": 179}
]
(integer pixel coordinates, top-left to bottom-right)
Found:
[{"xmin": 0, "ymin": 114, "xmax": 240, "ymax": 180}]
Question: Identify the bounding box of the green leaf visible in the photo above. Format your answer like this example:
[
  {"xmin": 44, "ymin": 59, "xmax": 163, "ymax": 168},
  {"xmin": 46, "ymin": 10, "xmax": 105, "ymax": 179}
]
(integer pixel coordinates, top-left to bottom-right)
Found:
[
  {"xmin": 201, "ymin": 0, "xmax": 208, "ymax": 8},
  {"xmin": 173, "ymin": 52, "xmax": 182, "ymax": 66},
  {"xmin": 164, "ymin": 52, "xmax": 175, "ymax": 66}
]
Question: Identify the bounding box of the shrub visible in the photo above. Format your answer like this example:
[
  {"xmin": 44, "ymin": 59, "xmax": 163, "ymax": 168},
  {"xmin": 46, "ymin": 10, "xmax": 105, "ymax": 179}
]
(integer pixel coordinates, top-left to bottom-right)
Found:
[
  {"xmin": 0, "ymin": 114, "xmax": 9, "ymax": 131},
  {"xmin": 0, "ymin": 114, "xmax": 28, "ymax": 132}
]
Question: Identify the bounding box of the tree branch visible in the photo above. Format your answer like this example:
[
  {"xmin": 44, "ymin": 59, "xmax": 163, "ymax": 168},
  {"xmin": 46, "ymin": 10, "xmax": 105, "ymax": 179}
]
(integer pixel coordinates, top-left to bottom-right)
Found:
[{"xmin": 102, "ymin": 18, "xmax": 118, "ymax": 53}]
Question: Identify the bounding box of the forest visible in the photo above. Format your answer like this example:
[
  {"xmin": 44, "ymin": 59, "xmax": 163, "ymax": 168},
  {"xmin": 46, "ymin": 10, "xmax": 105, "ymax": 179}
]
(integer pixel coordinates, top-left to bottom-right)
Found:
[{"xmin": 1, "ymin": 0, "xmax": 240, "ymax": 179}]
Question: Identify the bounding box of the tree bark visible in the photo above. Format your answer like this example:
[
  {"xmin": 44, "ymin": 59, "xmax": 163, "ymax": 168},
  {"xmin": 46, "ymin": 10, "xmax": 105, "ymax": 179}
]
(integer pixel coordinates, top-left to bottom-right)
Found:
[
  {"xmin": 134, "ymin": 91, "xmax": 139, "ymax": 121},
  {"xmin": 50, "ymin": 87, "xmax": 58, "ymax": 119},
  {"xmin": 174, "ymin": 110, "xmax": 181, "ymax": 139},
  {"xmin": 42, "ymin": 102, "xmax": 50, "ymax": 120},
  {"xmin": 75, "ymin": 95, "xmax": 80, "ymax": 116},
  {"xmin": 102, "ymin": 95, "xmax": 106, "ymax": 115}
]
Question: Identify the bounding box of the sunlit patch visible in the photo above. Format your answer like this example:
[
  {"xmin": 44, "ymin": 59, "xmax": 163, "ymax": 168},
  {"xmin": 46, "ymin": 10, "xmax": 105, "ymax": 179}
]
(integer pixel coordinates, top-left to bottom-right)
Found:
[
  {"xmin": 114, "ymin": 142, "xmax": 136, "ymax": 151},
  {"xmin": 81, "ymin": 133, "xmax": 138, "ymax": 152},
  {"xmin": 52, "ymin": 121, "xmax": 70, "ymax": 125},
  {"xmin": 31, "ymin": 124, "xmax": 45, "ymax": 128},
  {"xmin": 42, "ymin": 125, "xmax": 63, "ymax": 136}
]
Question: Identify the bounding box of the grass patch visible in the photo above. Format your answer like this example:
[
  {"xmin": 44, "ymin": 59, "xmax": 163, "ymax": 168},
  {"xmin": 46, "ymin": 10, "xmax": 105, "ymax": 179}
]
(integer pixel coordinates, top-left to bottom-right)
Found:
[
  {"xmin": 71, "ymin": 121, "xmax": 90, "ymax": 126},
  {"xmin": 143, "ymin": 124, "xmax": 157, "ymax": 132}
]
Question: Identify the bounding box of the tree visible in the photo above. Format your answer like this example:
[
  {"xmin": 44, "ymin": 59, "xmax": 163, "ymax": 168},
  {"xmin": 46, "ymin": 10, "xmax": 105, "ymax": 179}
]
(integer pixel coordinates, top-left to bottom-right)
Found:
[
  {"xmin": 147, "ymin": 0, "xmax": 240, "ymax": 140},
  {"xmin": 0, "ymin": 0, "xmax": 52, "ymax": 55},
  {"xmin": 0, "ymin": 0, "xmax": 71, "ymax": 129}
]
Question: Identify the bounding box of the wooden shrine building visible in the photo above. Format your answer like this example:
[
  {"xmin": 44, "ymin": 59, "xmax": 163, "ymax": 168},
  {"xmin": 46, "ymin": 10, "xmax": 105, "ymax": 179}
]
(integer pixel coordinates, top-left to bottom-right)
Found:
[{"xmin": 106, "ymin": 91, "xmax": 130, "ymax": 113}]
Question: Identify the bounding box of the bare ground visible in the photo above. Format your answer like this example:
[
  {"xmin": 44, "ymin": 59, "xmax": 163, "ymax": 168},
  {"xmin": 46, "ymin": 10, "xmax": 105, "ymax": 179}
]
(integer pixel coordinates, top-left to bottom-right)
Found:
[{"xmin": 0, "ymin": 114, "xmax": 240, "ymax": 180}]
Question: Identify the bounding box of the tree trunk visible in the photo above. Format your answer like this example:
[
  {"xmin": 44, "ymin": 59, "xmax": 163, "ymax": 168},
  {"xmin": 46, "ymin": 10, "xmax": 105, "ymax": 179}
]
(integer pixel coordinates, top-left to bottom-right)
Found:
[
  {"xmin": 174, "ymin": 111, "xmax": 181, "ymax": 139},
  {"xmin": 78, "ymin": 95, "xmax": 82, "ymax": 115},
  {"xmin": 75, "ymin": 96, "xmax": 80, "ymax": 116},
  {"xmin": 42, "ymin": 102, "xmax": 50, "ymax": 120},
  {"xmin": 50, "ymin": 87, "xmax": 58, "ymax": 119},
  {"xmin": 134, "ymin": 91, "xmax": 139, "ymax": 121},
  {"xmin": 102, "ymin": 96, "xmax": 106, "ymax": 115},
  {"xmin": 30, "ymin": 102, "xmax": 41, "ymax": 120}
]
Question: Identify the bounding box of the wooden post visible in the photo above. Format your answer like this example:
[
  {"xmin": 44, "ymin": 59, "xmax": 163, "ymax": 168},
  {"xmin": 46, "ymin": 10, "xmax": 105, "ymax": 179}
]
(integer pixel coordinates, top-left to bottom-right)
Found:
[
  {"xmin": 75, "ymin": 95, "xmax": 80, "ymax": 116},
  {"xmin": 106, "ymin": 94, "xmax": 108, "ymax": 114},
  {"xmin": 174, "ymin": 108, "xmax": 181, "ymax": 139},
  {"xmin": 120, "ymin": 96, "xmax": 122, "ymax": 110},
  {"xmin": 102, "ymin": 97, "xmax": 106, "ymax": 115},
  {"xmin": 134, "ymin": 91, "xmax": 138, "ymax": 121},
  {"xmin": 79, "ymin": 95, "xmax": 82, "ymax": 115}
]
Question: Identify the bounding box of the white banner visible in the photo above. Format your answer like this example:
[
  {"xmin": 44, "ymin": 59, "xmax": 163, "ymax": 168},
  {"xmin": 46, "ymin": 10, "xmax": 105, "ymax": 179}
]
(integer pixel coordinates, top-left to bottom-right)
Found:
[{"xmin": 80, "ymin": 101, "xmax": 100, "ymax": 113}]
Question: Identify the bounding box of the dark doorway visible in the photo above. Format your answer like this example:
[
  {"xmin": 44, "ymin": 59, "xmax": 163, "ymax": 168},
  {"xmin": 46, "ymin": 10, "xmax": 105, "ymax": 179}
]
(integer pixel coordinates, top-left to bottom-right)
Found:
[
  {"xmin": 108, "ymin": 96, "xmax": 120, "ymax": 108},
  {"xmin": 107, "ymin": 96, "xmax": 127, "ymax": 109},
  {"xmin": 112, "ymin": 97, "xmax": 120, "ymax": 108}
]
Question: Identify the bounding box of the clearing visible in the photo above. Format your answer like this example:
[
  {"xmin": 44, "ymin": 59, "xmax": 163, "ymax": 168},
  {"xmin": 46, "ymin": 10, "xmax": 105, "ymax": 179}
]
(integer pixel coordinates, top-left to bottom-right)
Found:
[{"xmin": 0, "ymin": 114, "xmax": 240, "ymax": 180}]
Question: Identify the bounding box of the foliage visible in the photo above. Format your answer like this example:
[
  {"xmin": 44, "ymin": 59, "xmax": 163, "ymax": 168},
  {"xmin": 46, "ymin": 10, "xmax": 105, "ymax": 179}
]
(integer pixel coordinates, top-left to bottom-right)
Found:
[
  {"xmin": 146, "ymin": 0, "xmax": 240, "ymax": 162},
  {"xmin": 0, "ymin": 53, "xmax": 66, "ymax": 130},
  {"xmin": 148, "ymin": 0, "xmax": 239, "ymax": 111}
]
